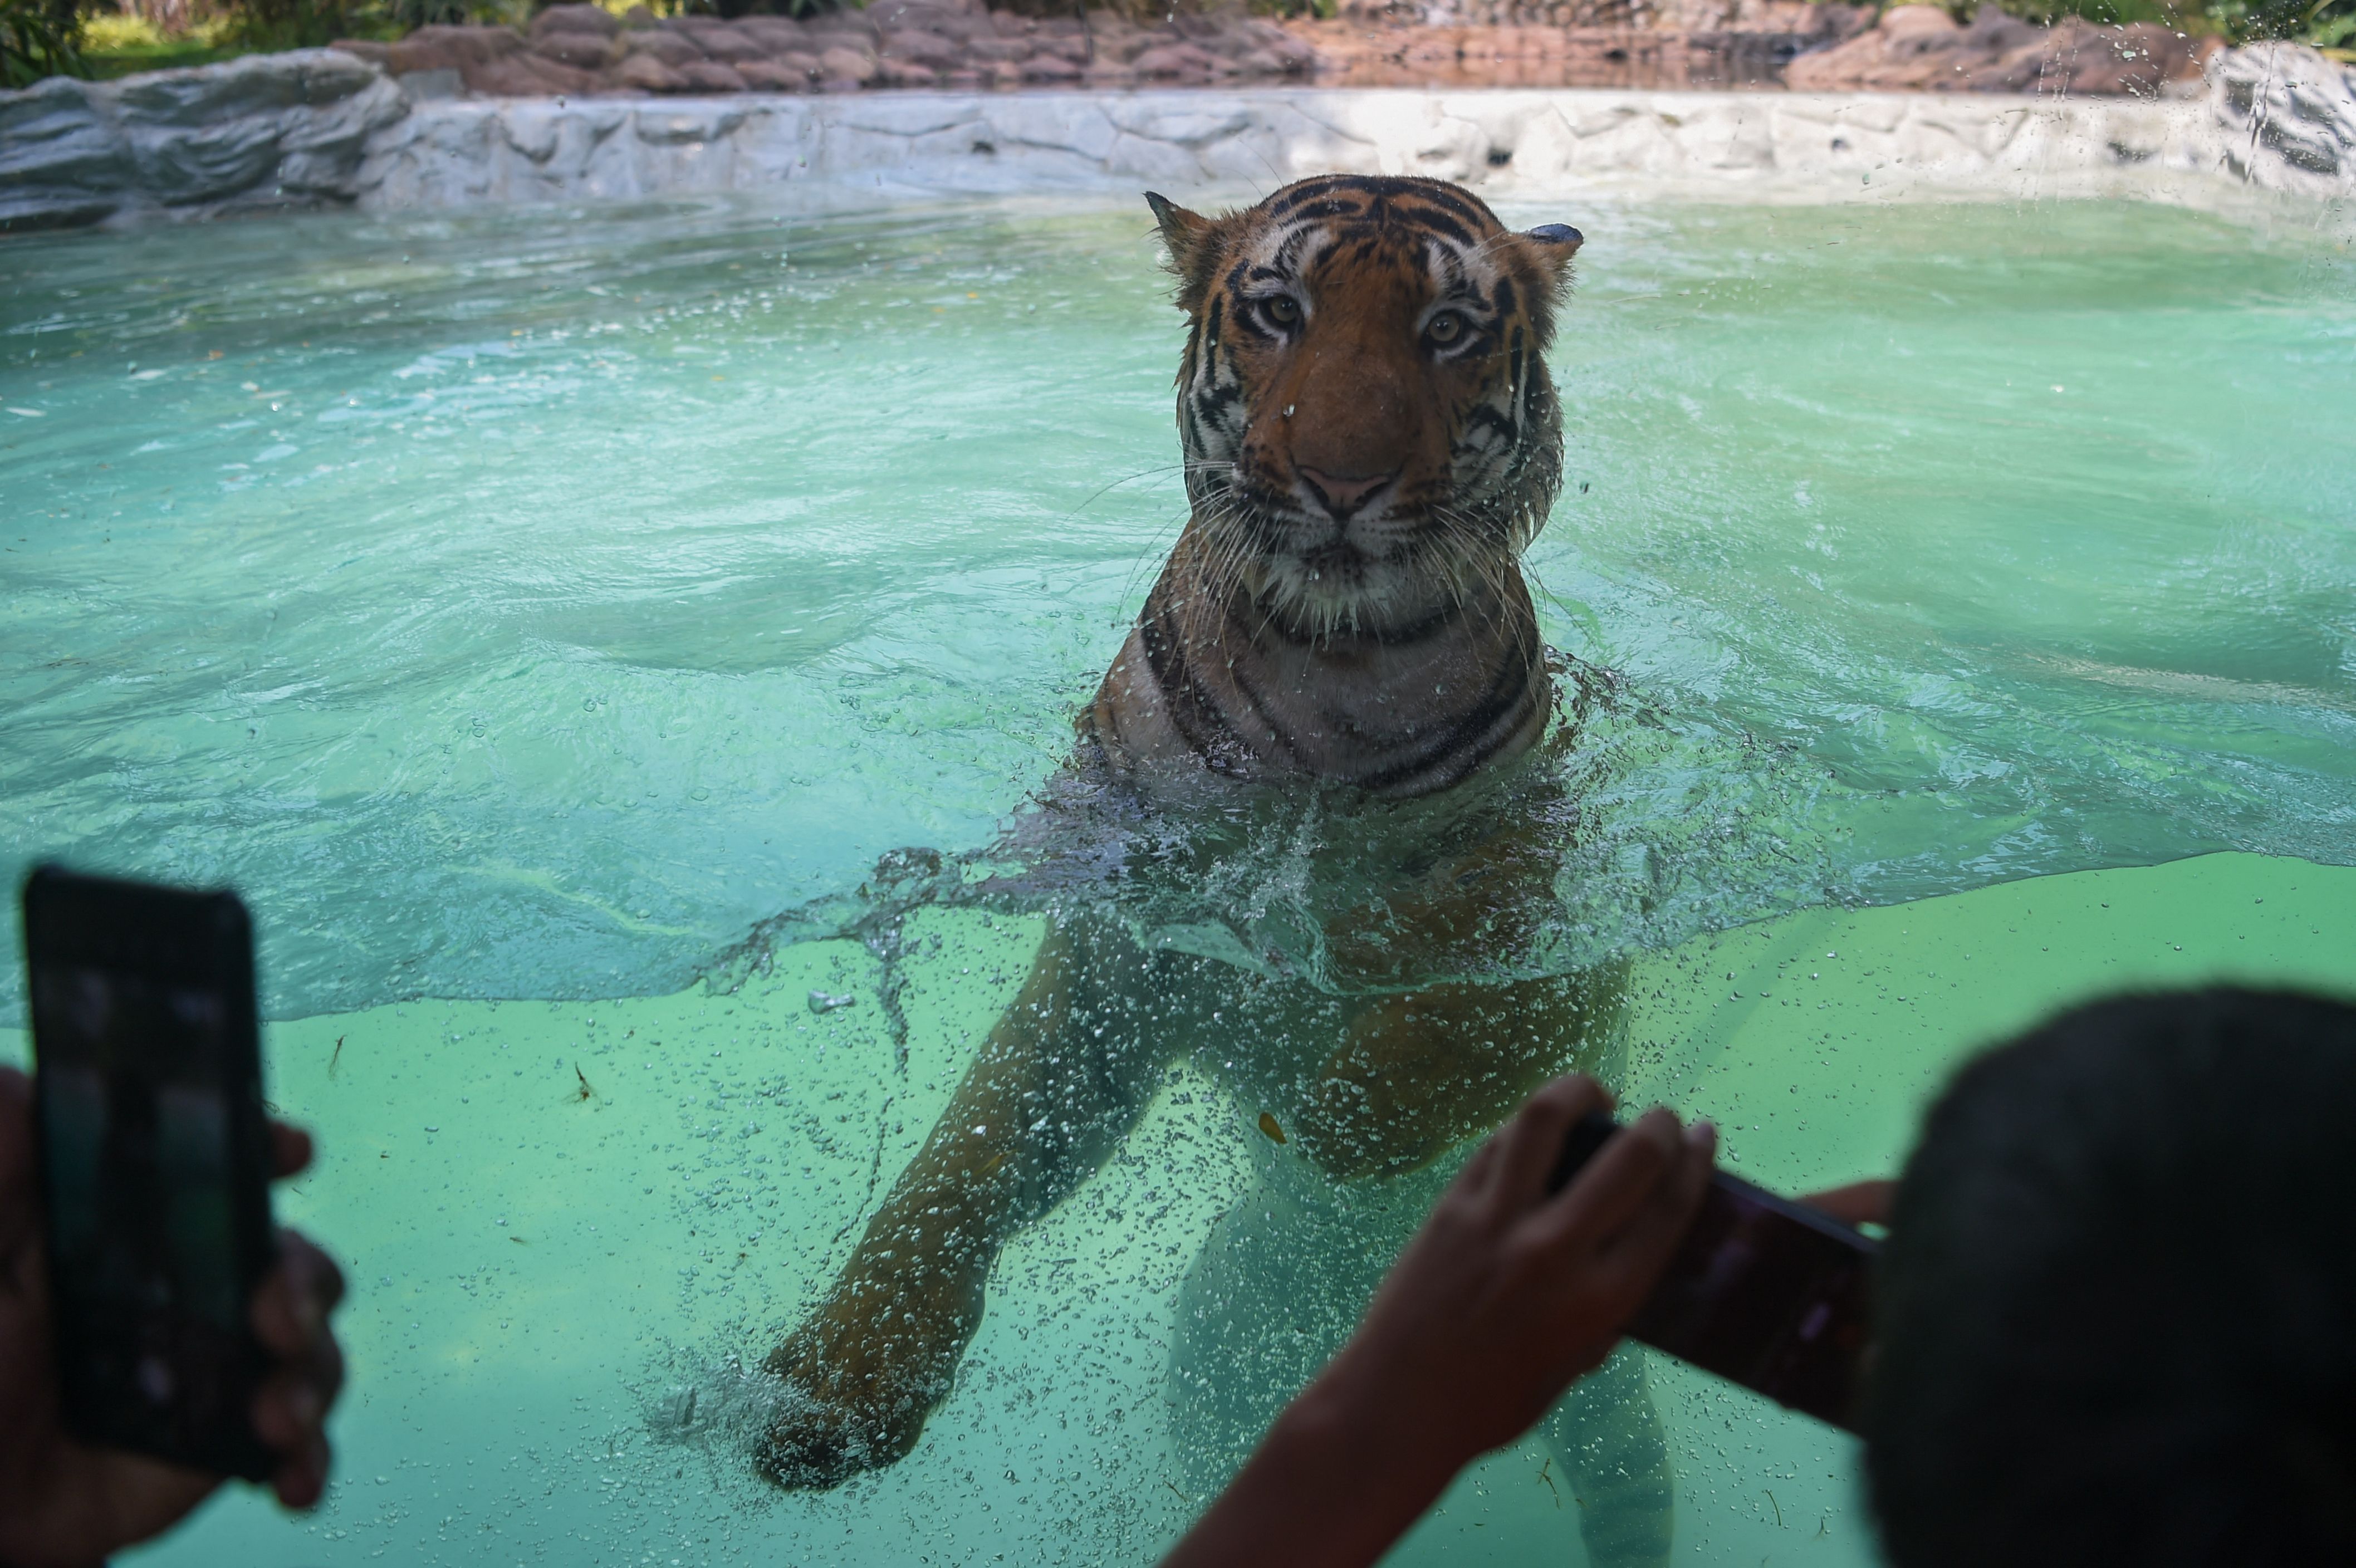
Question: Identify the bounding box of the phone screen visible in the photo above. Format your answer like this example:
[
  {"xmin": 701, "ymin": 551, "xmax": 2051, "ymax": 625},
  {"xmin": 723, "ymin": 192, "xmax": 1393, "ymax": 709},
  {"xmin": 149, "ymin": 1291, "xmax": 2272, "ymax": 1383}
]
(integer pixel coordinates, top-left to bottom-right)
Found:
[
  {"xmin": 1549, "ymin": 1113, "xmax": 1875, "ymax": 1433},
  {"xmin": 23, "ymin": 867, "xmax": 276, "ymax": 1480}
]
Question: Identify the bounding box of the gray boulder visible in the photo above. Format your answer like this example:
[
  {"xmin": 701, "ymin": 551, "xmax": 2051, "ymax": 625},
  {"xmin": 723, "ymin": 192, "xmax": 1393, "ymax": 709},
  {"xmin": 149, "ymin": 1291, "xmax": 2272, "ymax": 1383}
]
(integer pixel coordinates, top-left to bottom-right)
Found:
[
  {"xmin": 1, "ymin": 75, "xmax": 135, "ymax": 231},
  {"xmin": 2209, "ymin": 42, "xmax": 2356, "ymax": 195},
  {"xmin": 0, "ymin": 48, "xmax": 408, "ymax": 231}
]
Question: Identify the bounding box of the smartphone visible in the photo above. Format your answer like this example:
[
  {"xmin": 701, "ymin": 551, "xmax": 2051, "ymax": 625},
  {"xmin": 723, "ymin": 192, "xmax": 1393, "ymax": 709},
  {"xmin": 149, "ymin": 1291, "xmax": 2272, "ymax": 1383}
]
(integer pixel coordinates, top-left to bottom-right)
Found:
[
  {"xmin": 1547, "ymin": 1111, "xmax": 1875, "ymax": 1433},
  {"xmin": 22, "ymin": 865, "xmax": 278, "ymax": 1481}
]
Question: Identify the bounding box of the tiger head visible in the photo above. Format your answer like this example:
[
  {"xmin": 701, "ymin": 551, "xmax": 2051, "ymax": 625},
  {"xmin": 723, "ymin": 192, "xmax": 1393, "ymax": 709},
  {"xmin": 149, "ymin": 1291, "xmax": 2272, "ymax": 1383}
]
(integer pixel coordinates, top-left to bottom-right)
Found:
[{"xmin": 1147, "ymin": 175, "xmax": 1583, "ymax": 640}]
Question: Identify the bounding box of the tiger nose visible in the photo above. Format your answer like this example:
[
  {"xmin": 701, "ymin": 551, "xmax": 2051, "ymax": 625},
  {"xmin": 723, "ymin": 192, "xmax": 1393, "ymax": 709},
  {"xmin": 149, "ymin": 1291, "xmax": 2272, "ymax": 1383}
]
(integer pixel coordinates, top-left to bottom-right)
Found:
[{"xmin": 1297, "ymin": 464, "xmax": 1398, "ymax": 520}]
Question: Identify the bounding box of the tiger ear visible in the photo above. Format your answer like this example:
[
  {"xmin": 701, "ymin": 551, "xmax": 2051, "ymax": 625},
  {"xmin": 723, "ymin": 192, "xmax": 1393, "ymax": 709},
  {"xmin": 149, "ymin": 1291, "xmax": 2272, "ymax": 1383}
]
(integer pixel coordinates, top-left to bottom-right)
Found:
[
  {"xmin": 1514, "ymin": 223, "xmax": 1584, "ymax": 342},
  {"xmin": 1523, "ymin": 222, "xmax": 1585, "ymax": 275},
  {"xmin": 1145, "ymin": 191, "xmax": 1221, "ymax": 304}
]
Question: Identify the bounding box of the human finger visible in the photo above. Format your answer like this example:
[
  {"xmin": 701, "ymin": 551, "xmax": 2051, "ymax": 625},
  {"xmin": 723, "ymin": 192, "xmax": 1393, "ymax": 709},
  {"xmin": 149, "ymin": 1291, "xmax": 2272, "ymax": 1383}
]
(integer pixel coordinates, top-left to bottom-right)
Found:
[
  {"xmin": 1592, "ymin": 1118, "xmax": 1715, "ymax": 1272},
  {"xmin": 270, "ymin": 1425, "xmax": 332, "ymax": 1510},
  {"xmin": 1480, "ymin": 1075, "xmax": 1610, "ymax": 1209},
  {"xmin": 1558, "ymin": 1118, "xmax": 1713, "ymax": 1322},
  {"xmin": 1799, "ymin": 1179, "xmax": 1895, "ymax": 1229},
  {"xmin": 0, "ymin": 1067, "xmax": 32, "ymax": 1200},
  {"xmin": 1532, "ymin": 1106, "xmax": 1685, "ymax": 1252},
  {"xmin": 251, "ymin": 1271, "xmax": 344, "ymax": 1403},
  {"xmin": 252, "ymin": 1232, "xmax": 346, "ymax": 1357},
  {"xmin": 250, "ymin": 1243, "xmax": 345, "ymax": 1496},
  {"xmin": 1453, "ymin": 1131, "xmax": 1503, "ymax": 1196},
  {"xmin": 284, "ymin": 1230, "xmax": 347, "ymax": 1315},
  {"xmin": 269, "ymin": 1121, "xmax": 314, "ymax": 1180},
  {"xmin": 250, "ymin": 1362, "xmax": 324, "ymax": 1452}
]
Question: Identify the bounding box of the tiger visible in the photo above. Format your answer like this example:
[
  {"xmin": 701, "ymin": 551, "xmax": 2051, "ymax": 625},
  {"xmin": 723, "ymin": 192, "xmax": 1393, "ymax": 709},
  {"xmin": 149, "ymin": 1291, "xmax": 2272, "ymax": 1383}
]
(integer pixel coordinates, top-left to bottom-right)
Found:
[{"xmin": 755, "ymin": 175, "xmax": 1674, "ymax": 1566}]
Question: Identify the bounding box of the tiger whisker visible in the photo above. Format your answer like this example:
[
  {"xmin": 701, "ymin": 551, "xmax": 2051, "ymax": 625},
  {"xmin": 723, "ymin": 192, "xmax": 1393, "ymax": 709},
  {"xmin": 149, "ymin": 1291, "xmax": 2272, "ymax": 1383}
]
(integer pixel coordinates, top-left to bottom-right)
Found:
[{"xmin": 1068, "ymin": 462, "xmax": 1197, "ymax": 516}]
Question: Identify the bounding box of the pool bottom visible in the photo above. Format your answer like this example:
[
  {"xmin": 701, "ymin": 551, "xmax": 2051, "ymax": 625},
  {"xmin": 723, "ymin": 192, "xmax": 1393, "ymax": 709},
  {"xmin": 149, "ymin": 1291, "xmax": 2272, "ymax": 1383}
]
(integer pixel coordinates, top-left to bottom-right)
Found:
[{"xmin": 0, "ymin": 850, "xmax": 2344, "ymax": 1566}]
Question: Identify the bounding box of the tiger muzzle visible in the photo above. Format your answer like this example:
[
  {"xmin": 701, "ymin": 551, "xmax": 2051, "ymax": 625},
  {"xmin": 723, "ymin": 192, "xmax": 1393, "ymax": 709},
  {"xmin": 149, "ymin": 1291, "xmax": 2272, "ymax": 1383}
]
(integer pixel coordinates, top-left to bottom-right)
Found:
[{"xmin": 1296, "ymin": 464, "xmax": 1400, "ymax": 523}]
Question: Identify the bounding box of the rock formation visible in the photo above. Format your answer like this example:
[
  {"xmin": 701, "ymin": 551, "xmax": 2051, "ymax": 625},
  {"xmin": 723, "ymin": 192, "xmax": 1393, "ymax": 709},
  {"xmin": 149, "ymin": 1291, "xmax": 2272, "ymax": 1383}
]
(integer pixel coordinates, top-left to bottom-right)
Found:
[
  {"xmin": 329, "ymin": 0, "xmax": 1317, "ymax": 96},
  {"xmin": 1291, "ymin": 4, "xmax": 1870, "ymax": 89},
  {"xmin": 2209, "ymin": 40, "xmax": 2356, "ymax": 192},
  {"xmin": 1785, "ymin": 4, "xmax": 2216, "ymax": 96},
  {"xmin": 1, "ymin": 26, "xmax": 2348, "ymax": 233},
  {"xmin": 0, "ymin": 47, "xmax": 405, "ymax": 231}
]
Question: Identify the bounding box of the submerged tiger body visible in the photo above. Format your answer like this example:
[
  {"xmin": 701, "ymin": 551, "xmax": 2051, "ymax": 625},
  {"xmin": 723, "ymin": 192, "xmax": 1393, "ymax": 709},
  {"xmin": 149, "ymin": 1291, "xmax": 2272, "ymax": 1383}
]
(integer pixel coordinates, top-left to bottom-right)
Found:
[{"xmin": 755, "ymin": 177, "xmax": 1674, "ymax": 1564}]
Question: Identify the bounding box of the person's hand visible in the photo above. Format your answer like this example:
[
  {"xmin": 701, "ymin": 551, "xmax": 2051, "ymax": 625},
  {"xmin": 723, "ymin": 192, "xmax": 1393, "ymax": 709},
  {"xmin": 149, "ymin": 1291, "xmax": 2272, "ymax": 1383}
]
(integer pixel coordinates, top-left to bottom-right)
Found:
[
  {"xmin": 1310, "ymin": 1074, "xmax": 1715, "ymax": 1477},
  {"xmin": 1163, "ymin": 1074, "xmax": 1713, "ymax": 1568},
  {"xmin": 0, "ymin": 1066, "xmax": 347, "ymax": 1568}
]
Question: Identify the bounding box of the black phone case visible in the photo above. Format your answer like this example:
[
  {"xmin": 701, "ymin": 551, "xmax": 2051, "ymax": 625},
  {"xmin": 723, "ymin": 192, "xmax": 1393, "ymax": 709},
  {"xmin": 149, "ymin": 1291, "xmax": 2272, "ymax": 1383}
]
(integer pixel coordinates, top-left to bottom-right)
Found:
[{"xmin": 22, "ymin": 865, "xmax": 278, "ymax": 1482}]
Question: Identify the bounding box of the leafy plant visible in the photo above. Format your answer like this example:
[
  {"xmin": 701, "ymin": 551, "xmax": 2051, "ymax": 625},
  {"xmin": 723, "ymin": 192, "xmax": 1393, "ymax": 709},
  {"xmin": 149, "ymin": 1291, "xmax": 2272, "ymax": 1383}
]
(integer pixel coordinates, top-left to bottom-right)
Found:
[
  {"xmin": 703, "ymin": 0, "xmax": 839, "ymax": 16},
  {"xmin": 1, "ymin": 0, "xmax": 89, "ymax": 85},
  {"xmin": 2288, "ymin": 0, "xmax": 2353, "ymax": 45},
  {"xmin": 78, "ymin": 12, "xmax": 249, "ymax": 74},
  {"xmin": 373, "ymin": 0, "xmax": 521, "ymax": 28},
  {"xmin": 214, "ymin": 0, "xmax": 350, "ymax": 46},
  {"xmin": 1975, "ymin": 0, "xmax": 2356, "ymax": 45}
]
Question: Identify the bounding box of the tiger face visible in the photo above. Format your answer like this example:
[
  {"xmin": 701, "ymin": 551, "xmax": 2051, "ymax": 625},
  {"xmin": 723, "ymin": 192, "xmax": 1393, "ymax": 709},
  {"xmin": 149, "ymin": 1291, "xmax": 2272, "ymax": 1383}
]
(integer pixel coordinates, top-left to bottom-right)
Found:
[{"xmin": 1148, "ymin": 176, "xmax": 1583, "ymax": 640}]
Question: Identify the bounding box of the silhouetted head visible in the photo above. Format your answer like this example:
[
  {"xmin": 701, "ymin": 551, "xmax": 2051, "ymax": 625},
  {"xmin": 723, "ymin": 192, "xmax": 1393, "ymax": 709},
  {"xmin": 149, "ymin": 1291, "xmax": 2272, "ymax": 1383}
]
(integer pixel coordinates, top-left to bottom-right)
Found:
[
  {"xmin": 1146, "ymin": 175, "xmax": 1584, "ymax": 637},
  {"xmin": 1868, "ymin": 986, "xmax": 2356, "ymax": 1568}
]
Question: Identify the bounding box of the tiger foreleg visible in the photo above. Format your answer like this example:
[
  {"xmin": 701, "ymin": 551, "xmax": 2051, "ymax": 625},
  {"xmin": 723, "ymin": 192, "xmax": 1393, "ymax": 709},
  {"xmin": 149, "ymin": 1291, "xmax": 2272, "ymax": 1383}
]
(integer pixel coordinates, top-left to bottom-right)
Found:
[
  {"xmin": 757, "ymin": 916, "xmax": 1170, "ymax": 1488},
  {"xmin": 1541, "ymin": 1344, "xmax": 1676, "ymax": 1568}
]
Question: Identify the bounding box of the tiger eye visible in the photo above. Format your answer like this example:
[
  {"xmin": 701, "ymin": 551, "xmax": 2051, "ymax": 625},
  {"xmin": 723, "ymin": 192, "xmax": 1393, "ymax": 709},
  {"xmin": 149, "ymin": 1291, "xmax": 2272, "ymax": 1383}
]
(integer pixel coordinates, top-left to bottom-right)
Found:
[
  {"xmin": 1427, "ymin": 311, "xmax": 1466, "ymax": 345},
  {"xmin": 1263, "ymin": 296, "xmax": 1300, "ymax": 327}
]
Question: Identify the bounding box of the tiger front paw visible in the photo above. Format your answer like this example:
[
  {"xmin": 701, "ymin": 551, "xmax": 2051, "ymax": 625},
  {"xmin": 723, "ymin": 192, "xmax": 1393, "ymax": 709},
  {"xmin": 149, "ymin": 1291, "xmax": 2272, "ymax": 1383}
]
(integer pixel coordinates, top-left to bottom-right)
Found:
[{"xmin": 755, "ymin": 1285, "xmax": 972, "ymax": 1489}]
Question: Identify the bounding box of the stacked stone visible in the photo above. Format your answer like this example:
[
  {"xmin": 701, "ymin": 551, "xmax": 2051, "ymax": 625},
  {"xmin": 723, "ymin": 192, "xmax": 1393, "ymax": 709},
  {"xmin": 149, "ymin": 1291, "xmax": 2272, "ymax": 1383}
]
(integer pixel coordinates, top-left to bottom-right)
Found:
[
  {"xmin": 321, "ymin": 0, "xmax": 2229, "ymax": 99},
  {"xmin": 1289, "ymin": 9, "xmax": 1868, "ymax": 88},
  {"xmin": 1087, "ymin": 9, "xmax": 1320, "ymax": 83},
  {"xmin": 1414, "ymin": 0, "xmax": 1653, "ymax": 26},
  {"xmin": 1349, "ymin": 0, "xmax": 1862, "ymax": 27},
  {"xmin": 332, "ymin": 0, "xmax": 1315, "ymax": 96},
  {"xmin": 1294, "ymin": 0, "xmax": 1872, "ymax": 88}
]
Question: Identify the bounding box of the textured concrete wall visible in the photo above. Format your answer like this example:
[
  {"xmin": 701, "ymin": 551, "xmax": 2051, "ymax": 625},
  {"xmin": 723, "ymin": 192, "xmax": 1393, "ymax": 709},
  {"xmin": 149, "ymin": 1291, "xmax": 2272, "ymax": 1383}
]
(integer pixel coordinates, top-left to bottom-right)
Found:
[
  {"xmin": 352, "ymin": 85, "xmax": 2222, "ymax": 208},
  {"xmin": 2, "ymin": 43, "xmax": 2349, "ymax": 233}
]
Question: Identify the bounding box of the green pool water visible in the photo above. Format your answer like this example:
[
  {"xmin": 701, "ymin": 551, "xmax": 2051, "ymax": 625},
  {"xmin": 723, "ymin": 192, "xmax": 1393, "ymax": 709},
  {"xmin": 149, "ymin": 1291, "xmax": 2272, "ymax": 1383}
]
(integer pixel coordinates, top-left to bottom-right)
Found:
[{"xmin": 2, "ymin": 189, "xmax": 2353, "ymax": 1567}]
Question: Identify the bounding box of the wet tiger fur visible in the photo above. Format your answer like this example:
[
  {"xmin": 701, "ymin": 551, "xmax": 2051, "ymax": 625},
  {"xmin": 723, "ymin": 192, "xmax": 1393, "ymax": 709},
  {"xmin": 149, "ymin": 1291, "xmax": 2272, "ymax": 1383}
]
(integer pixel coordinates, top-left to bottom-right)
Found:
[
  {"xmin": 756, "ymin": 176, "xmax": 1674, "ymax": 1565},
  {"xmin": 1087, "ymin": 176, "xmax": 1576, "ymax": 799}
]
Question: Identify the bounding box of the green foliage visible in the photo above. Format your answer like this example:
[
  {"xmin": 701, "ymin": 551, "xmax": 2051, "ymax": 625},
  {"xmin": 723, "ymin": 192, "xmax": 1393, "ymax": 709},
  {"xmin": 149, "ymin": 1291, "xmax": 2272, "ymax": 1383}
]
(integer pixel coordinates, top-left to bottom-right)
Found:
[
  {"xmin": 1, "ymin": 0, "xmax": 89, "ymax": 85},
  {"xmin": 2190, "ymin": 0, "xmax": 2353, "ymax": 42},
  {"xmin": 1973, "ymin": 0, "xmax": 2355, "ymax": 45},
  {"xmin": 1972, "ymin": 0, "xmax": 2184, "ymax": 24},
  {"xmin": 372, "ymin": 0, "xmax": 520, "ymax": 28},
  {"xmin": 218, "ymin": 0, "xmax": 353, "ymax": 48},
  {"xmin": 78, "ymin": 12, "xmax": 243, "ymax": 75},
  {"xmin": 2291, "ymin": 0, "xmax": 2354, "ymax": 45}
]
